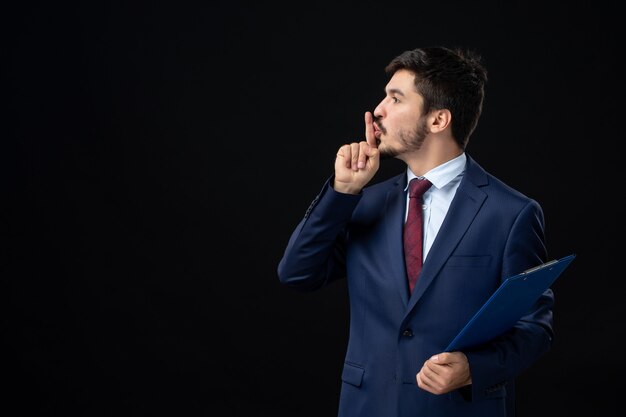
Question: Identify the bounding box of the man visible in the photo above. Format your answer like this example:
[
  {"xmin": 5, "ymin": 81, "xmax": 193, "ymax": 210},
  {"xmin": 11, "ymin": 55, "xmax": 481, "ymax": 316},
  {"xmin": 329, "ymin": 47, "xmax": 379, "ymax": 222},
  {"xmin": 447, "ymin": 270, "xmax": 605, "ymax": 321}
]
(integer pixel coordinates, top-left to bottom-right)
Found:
[{"xmin": 277, "ymin": 46, "xmax": 553, "ymax": 417}]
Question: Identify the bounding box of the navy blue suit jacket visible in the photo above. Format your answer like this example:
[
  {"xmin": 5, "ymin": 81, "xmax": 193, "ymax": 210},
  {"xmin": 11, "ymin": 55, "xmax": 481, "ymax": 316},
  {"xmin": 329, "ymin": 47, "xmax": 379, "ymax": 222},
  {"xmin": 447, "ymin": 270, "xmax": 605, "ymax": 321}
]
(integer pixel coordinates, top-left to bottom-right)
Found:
[{"xmin": 278, "ymin": 155, "xmax": 553, "ymax": 417}]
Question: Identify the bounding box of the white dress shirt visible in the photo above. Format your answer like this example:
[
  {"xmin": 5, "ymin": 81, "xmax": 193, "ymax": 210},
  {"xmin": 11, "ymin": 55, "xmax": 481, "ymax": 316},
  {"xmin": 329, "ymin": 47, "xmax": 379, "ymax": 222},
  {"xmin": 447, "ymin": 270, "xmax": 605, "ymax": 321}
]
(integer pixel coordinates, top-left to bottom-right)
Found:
[{"xmin": 404, "ymin": 153, "xmax": 466, "ymax": 260}]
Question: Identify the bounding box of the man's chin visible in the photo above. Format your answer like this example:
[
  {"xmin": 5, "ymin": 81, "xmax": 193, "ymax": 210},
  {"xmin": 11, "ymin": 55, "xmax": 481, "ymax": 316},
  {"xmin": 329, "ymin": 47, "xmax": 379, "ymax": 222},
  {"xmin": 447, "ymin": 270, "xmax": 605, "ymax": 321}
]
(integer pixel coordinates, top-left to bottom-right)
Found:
[{"xmin": 378, "ymin": 147, "xmax": 399, "ymax": 160}]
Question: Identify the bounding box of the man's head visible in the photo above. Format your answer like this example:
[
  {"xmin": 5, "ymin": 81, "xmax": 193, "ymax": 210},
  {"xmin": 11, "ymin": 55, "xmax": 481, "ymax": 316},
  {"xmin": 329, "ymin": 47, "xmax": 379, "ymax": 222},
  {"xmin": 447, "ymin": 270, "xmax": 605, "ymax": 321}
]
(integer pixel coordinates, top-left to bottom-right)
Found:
[{"xmin": 373, "ymin": 46, "xmax": 488, "ymax": 158}]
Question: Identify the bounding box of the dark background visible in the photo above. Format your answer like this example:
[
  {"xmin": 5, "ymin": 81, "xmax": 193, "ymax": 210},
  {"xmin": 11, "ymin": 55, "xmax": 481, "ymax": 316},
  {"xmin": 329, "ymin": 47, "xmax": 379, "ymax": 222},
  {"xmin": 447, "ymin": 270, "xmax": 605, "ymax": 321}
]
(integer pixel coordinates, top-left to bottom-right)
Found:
[{"xmin": 4, "ymin": 1, "xmax": 622, "ymax": 416}]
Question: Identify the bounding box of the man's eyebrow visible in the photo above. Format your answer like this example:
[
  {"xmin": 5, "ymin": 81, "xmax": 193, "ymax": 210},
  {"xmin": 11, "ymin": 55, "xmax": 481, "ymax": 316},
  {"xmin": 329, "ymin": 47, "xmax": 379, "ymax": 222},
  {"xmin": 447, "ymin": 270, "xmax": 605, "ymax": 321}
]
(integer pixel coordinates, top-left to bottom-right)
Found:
[{"xmin": 386, "ymin": 88, "xmax": 405, "ymax": 96}]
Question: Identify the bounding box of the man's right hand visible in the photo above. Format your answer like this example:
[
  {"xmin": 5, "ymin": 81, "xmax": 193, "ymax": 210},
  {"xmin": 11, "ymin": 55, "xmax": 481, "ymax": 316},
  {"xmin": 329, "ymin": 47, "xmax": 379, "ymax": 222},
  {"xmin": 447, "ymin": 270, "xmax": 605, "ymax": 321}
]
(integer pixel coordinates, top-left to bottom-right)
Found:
[{"xmin": 333, "ymin": 111, "xmax": 380, "ymax": 194}]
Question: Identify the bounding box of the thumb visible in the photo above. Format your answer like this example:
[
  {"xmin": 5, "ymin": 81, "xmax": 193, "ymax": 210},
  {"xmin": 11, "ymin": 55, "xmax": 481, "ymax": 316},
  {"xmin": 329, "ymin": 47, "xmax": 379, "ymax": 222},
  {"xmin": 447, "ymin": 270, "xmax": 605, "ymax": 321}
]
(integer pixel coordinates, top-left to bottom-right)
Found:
[{"xmin": 429, "ymin": 352, "xmax": 451, "ymax": 364}]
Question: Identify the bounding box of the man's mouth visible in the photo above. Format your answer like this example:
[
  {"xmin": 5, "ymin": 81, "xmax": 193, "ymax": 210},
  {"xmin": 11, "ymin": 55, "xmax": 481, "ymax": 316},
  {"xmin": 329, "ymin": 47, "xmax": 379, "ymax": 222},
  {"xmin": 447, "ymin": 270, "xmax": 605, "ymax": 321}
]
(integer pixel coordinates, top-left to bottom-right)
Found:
[{"xmin": 374, "ymin": 123, "xmax": 385, "ymax": 142}]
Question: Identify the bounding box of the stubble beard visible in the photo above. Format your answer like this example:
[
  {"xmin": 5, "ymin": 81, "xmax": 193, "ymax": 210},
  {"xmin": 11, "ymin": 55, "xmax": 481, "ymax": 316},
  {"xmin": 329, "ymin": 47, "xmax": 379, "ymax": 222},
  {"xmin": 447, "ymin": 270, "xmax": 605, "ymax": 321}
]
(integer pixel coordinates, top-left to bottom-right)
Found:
[{"xmin": 377, "ymin": 118, "xmax": 429, "ymax": 160}]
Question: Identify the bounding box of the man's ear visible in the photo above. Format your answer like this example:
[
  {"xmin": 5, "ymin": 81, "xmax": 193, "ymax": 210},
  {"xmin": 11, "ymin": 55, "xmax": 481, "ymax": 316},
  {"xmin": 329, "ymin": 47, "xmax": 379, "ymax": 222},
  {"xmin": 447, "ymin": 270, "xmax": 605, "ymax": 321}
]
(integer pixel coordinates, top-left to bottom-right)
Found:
[{"xmin": 429, "ymin": 109, "xmax": 452, "ymax": 133}]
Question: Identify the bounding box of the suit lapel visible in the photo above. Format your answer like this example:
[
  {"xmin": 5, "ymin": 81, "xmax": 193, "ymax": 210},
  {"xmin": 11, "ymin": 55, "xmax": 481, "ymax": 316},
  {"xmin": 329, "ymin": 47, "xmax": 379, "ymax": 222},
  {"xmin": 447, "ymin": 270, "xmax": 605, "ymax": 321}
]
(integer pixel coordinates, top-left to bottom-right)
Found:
[{"xmin": 384, "ymin": 176, "xmax": 411, "ymax": 307}]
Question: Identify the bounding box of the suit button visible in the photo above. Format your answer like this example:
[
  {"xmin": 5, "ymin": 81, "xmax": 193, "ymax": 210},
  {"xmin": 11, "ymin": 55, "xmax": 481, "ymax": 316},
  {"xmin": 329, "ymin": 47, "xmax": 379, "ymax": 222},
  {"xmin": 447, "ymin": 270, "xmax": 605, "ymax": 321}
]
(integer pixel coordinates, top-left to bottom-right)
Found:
[{"xmin": 402, "ymin": 329, "xmax": 413, "ymax": 337}]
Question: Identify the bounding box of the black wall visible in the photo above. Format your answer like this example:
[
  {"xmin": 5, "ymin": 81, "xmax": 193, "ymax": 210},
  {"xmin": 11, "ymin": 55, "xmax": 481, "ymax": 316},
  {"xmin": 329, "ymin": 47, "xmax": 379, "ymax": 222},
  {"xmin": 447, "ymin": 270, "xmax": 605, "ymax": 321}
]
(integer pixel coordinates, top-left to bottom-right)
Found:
[{"xmin": 4, "ymin": 1, "xmax": 622, "ymax": 415}]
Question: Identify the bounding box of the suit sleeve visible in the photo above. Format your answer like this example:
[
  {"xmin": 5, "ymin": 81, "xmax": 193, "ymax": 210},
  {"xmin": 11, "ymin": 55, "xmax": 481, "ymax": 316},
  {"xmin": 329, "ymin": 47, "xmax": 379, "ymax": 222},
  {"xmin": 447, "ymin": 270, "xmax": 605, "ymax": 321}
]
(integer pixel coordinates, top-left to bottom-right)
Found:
[
  {"xmin": 464, "ymin": 198, "xmax": 553, "ymax": 401},
  {"xmin": 277, "ymin": 177, "xmax": 362, "ymax": 291}
]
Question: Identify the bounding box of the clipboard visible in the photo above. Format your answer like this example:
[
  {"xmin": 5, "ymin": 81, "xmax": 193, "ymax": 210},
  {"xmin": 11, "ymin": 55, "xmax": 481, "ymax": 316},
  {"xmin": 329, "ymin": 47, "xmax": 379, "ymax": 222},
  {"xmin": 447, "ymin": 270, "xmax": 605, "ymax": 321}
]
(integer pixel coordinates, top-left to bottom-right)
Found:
[{"xmin": 444, "ymin": 254, "xmax": 576, "ymax": 352}]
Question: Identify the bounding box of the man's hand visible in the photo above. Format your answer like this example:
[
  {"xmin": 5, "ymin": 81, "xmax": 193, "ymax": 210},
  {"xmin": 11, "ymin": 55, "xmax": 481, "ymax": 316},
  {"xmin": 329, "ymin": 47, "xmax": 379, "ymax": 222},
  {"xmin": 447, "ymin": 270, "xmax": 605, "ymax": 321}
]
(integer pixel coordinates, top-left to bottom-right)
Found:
[
  {"xmin": 333, "ymin": 112, "xmax": 380, "ymax": 194},
  {"xmin": 416, "ymin": 352, "xmax": 472, "ymax": 395}
]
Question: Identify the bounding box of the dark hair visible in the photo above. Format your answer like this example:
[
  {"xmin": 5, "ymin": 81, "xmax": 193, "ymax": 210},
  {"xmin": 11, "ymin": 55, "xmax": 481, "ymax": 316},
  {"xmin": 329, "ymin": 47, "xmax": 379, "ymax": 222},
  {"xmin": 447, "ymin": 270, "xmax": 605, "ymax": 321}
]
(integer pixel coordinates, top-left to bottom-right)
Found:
[{"xmin": 385, "ymin": 46, "xmax": 488, "ymax": 149}]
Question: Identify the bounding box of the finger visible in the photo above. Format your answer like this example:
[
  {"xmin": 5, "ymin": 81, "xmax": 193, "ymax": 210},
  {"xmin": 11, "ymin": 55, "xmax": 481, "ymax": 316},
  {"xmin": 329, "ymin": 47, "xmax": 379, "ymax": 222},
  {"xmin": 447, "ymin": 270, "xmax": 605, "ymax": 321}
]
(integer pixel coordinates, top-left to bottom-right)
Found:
[
  {"xmin": 336, "ymin": 144, "xmax": 352, "ymax": 169},
  {"xmin": 364, "ymin": 111, "xmax": 377, "ymax": 148},
  {"xmin": 350, "ymin": 142, "xmax": 360, "ymax": 171},
  {"xmin": 425, "ymin": 360, "xmax": 450, "ymax": 383},
  {"xmin": 431, "ymin": 352, "xmax": 451, "ymax": 363},
  {"xmin": 416, "ymin": 368, "xmax": 438, "ymax": 393},
  {"xmin": 363, "ymin": 142, "xmax": 379, "ymax": 167},
  {"xmin": 424, "ymin": 360, "xmax": 443, "ymax": 378},
  {"xmin": 432, "ymin": 352, "xmax": 464, "ymax": 367},
  {"xmin": 357, "ymin": 141, "xmax": 369, "ymax": 169},
  {"xmin": 416, "ymin": 372, "xmax": 426, "ymax": 389}
]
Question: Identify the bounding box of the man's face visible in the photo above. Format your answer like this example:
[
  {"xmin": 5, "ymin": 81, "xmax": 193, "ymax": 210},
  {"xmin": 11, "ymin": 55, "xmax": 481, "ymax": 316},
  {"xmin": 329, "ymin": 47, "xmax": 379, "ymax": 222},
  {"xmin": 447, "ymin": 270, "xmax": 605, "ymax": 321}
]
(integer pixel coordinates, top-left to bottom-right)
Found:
[{"xmin": 372, "ymin": 69, "xmax": 429, "ymax": 160}]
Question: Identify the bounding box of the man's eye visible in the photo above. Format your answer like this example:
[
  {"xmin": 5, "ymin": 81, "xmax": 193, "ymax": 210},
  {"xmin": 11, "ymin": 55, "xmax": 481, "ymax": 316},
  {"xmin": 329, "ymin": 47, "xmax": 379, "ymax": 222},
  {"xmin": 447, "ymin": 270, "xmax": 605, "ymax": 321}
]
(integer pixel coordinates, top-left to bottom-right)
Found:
[{"xmin": 392, "ymin": 97, "xmax": 400, "ymax": 103}]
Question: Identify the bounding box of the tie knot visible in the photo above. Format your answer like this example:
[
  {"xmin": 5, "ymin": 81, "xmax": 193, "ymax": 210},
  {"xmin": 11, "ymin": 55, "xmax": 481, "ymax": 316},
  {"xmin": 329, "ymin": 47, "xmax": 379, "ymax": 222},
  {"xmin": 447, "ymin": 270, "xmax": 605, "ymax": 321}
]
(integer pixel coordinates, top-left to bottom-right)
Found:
[{"xmin": 408, "ymin": 178, "xmax": 432, "ymax": 199}]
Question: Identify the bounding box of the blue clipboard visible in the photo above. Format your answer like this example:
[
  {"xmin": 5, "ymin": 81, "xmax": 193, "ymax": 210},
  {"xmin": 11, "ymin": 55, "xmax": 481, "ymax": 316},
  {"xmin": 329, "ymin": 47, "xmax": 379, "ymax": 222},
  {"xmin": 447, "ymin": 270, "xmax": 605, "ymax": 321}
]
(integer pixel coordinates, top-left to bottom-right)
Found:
[{"xmin": 445, "ymin": 254, "xmax": 576, "ymax": 352}]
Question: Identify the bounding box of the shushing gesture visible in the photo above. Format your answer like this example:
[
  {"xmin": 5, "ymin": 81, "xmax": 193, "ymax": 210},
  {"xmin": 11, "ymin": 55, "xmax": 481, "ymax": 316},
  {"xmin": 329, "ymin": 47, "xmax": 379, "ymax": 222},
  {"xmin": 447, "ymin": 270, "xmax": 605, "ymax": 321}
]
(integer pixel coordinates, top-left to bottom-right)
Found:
[{"xmin": 333, "ymin": 111, "xmax": 380, "ymax": 194}]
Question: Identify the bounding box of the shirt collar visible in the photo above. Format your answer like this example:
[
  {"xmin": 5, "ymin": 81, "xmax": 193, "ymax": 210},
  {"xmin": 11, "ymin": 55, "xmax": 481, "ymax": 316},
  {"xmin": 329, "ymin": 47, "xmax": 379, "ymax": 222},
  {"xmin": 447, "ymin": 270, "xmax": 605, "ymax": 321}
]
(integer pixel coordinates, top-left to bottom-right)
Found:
[{"xmin": 404, "ymin": 152, "xmax": 467, "ymax": 191}]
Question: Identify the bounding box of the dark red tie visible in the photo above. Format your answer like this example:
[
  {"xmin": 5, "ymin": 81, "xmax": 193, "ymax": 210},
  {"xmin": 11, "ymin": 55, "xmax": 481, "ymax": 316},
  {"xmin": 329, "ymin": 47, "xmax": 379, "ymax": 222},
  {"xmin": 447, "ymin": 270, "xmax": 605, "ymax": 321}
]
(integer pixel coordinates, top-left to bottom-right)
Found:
[{"xmin": 404, "ymin": 178, "xmax": 432, "ymax": 293}]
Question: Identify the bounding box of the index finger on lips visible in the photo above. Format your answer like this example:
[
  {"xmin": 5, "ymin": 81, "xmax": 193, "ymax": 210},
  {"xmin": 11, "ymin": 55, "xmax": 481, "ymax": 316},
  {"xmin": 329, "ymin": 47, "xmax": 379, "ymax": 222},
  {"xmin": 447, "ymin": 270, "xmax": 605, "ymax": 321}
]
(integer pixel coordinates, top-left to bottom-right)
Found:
[{"xmin": 364, "ymin": 111, "xmax": 377, "ymax": 148}]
